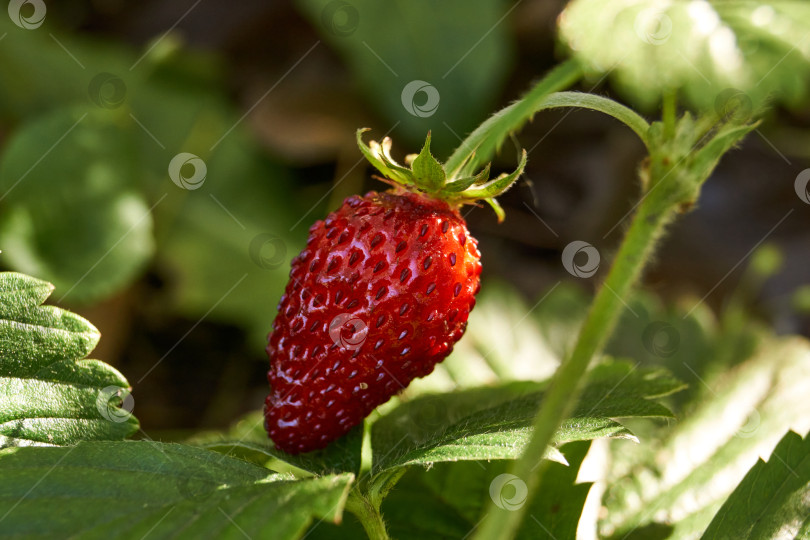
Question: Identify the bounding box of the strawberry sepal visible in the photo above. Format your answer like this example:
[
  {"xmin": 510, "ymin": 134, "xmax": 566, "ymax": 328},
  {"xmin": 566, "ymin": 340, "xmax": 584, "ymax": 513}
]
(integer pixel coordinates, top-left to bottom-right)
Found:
[{"xmin": 357, "ymin": 128, "xmax": 528, "ymax": 220}]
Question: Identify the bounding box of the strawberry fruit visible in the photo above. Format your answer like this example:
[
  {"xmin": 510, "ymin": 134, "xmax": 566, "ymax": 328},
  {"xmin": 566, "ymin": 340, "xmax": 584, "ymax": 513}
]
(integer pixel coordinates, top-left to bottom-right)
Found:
[{"xmin": 265, "ymin": 130, "xmax": 526, "ymax": 453}]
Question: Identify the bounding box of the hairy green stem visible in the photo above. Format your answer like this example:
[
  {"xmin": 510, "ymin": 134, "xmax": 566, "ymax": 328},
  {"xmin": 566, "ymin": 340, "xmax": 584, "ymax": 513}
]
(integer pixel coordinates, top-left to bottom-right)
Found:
[
  {"xmin": 444, "ymin": 59, "xmax": 583, "ymax": 177},
  {"xmin": 445, "ymin": 82, "xmax": 652, "ymax": 182},
  {"xmin": 346, "ymin": 489, "xmax": 391, "ymax": 540},
  {"xmin": 473, "ymin": 180, "xmax": 676, "ymax": 540},
  {"xmin": 368, "ymin": 468, "xmax": 407, "ymax": 508},
  {"xmin": 663, "ymin": 90, "xmax": 677, "ymax": 140},
  {"xmin": 534, "ymin": 92, "xmax": 651, "ymax": 148}
]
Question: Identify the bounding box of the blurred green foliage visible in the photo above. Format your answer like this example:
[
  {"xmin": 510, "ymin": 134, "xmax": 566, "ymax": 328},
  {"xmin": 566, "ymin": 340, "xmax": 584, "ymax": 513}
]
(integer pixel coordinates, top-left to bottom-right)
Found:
[
  {"xmin": 702, "ymin": 430, "xmax": 810, "ymax": 539},
  {"xmin": 559, "ymin": 0, "xmax": 810, "ymax": 111},
  {"xmin": 0, "ymin": 14, "xmax": 303, "ymax": 347},
  {"xmin": 380, "ymin": 442, "xmax": 592, "ymax": 540},
  {"xmin": 0, "ymin": 108, "xmax": 154, "ymax": 301},
  {"xmin": 0, "ymin": 0, "xmax": 516, "ymax": 346},
  {"xmin": 1, "ymin": 3, "xmax": 809, "ymax": 536},
  {"xmin": 295, "ymin": 0, "xmax": 514, "ymax": 156}
]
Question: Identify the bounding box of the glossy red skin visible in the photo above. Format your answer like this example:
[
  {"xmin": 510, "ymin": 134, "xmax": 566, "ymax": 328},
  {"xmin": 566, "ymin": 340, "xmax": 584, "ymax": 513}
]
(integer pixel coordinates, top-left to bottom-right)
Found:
[{"xmin": 264, "ymin": 190, "xmax": 482, "ymax": 454}]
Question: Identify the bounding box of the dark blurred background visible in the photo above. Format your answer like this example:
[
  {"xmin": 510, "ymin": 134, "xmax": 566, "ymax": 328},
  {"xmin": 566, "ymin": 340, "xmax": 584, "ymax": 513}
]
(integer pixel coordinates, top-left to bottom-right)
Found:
[{"xmin": 0, "ymin": 0, "xmax": 808, "ymax": 436}]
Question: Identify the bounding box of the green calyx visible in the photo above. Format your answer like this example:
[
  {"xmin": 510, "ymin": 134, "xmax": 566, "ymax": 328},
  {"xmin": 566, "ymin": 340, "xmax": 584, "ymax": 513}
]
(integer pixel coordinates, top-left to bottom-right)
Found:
[{"xmin": 357, "ymin": 128, "xmax": 527, "ymax": 222}]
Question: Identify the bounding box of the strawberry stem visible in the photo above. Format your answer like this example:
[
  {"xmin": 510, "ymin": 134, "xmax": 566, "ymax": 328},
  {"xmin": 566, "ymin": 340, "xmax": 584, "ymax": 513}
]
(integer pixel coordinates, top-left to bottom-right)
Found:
[
  {"xmin": 475, "ymin": 197, "xmax": 675, "ymax": 540},
  {"xmin": 663, "ymin": 89, "xmax": 677, "ymax": 140},
  {"xmin": 472, "ymin": 110, "xmax": 755, "ymax": 540},
  {"xmin": 357, "ymin": 67, "xmax": 652, "ymax": 223},
  {"xmin": 528, "ymin": 91, "xmax": 651, "ymax": 149},
  {"xmin": 346, "ymin": 488, "xmax": 392, "ymax": 540},
  {"xmin": 444, "ymin": 59, "xmax": 584, "ymax": 177}
]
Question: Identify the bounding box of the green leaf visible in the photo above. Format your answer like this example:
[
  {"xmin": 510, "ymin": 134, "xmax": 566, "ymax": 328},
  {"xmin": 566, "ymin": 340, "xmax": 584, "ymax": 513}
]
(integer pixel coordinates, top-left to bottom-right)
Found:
[
  {"xmin": 192, "ymin": 410, "xmax": 363, "ymax": 476},
  {"xmin": 0, "ymin": 272, "xmax": 52, "ymax": 317},
  {"xmin": 0, "ymin": 441, "xmax": 354, "ymax": 539},
  {"xmin": 0, "ymin": 107, "xmax": 154, "ymax": 303},
  {"xmin": 601, "ymin": 336, "xmax": 810, "ymax": 537},
  {"xmin": 410, "ymin": 132, "xmax": 446, "ymax": 192},
  {"xmin": 702, "ymin": 430, "xmax": 810, "ymax": 540},
  {"xmin": 558, "ymin": 0, "xmax": 810, "ymax": 111},
  {"xmin": 604, "ymin": 294, "xmax": 720, "ymax": 410},
  {"xmin": 515, "ymin": 441, "xmax": 593, "ymax": 539},
  {"xmin": 371, "ymin": 361, "xmax": 684, "ymax": 475},
  {"xmin": 380, "ymin": 441, "xmax": 593, "ymax": 540},
  {"xmin": 0, "ymin": 272, "xmax": 137, "ymax": 447}
]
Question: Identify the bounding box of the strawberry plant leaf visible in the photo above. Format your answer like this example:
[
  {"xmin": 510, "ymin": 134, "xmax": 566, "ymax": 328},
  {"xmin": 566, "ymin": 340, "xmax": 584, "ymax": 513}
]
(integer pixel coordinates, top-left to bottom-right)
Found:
[
  {"xmin": 0, "ymin": 272, "xmax": 53, "ymax": 315},
  {"xmin": 702, "ymin": 430, "xmax": 810, "ymax": 540},
  {"xmin": 515, "ymin": 440, "xmax": 593, "ymax": 539},
  {"xmin": 380, "ymin": 441, "xmax": 592, "ymax": 540},
  {"xmin": 0, "ymin": 272, "xmax": 138, "ymax": 447},
  {"xmin": 558, "ymin": 0, "xmax": 810, "ymax": 110},
  {"xmin": 0, "ymin": 441, "xmax": 354, "ymax": 539},
  {"xmin": 601, "ymin": 335, "xmax": 810, "ymax": 538},
  {"xmin": 192, "ymin": 410, "xmax": 363, "ymax": 476},
  {"xmin": 371, "ymin": 360, "xmax": 685, "ymax": 475},
  {"xmin": 0, "ymin": 107, "xmax": 154, "ymax": 303}
]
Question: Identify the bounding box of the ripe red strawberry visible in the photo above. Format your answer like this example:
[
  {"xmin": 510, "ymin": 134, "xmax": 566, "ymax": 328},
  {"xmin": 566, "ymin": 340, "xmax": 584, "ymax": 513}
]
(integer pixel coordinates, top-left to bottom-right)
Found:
[{"xmin": 265, "ymin": 130, "xmax": 526, "ymax": 454}]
